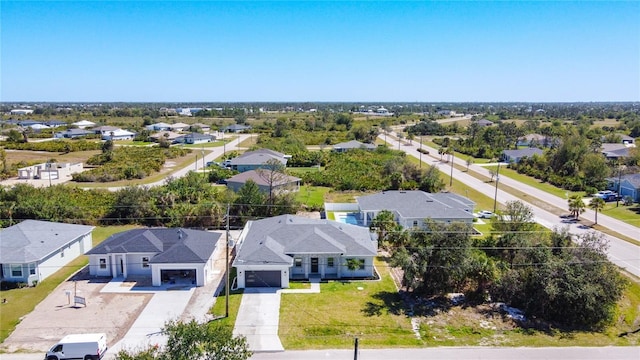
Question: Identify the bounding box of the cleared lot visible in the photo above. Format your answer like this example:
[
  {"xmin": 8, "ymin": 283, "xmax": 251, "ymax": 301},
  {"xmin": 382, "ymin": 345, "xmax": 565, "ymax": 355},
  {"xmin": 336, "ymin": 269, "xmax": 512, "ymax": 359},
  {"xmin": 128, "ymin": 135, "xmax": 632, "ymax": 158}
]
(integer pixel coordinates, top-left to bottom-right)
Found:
[{"xmin": 0, "ymin": 268, "xmax": 151, "ymax": 354}]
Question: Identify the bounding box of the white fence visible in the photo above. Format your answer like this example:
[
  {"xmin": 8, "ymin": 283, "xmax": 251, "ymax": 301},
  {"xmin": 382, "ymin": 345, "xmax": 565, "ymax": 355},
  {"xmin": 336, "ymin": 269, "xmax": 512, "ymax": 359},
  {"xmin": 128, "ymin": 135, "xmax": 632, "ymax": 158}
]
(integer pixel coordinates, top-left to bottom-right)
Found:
[{"xmin": 324, "ymin": 203, "xmax": 359, "ymax": 212}]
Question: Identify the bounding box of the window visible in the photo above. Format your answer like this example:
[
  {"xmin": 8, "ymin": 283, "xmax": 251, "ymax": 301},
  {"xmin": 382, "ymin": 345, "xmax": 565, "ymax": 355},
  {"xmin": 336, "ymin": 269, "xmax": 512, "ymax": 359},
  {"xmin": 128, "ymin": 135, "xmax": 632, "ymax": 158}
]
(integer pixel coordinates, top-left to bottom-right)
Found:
[
  {"xmin": 29, "ymin": 263, "xmax": 36, "ymax": 275},
  {"xmin": 294, "ymin": 258, "xmax": 302, "ymax": 267},
  {"xmin": 60, "ymin": 249, "xmax": 64, "ymax": 258},
  {"xmin": 99, "ymin": 258, "xmax": 107, "ymax": 269},
  {"xmin": 413, "ymin": 220, "xmax": 419, "ymax": 227},
  {"xmin": 142, "ymin": 257, "xmax": 150, "ymax": 268},
  {"xmin": 11, "ymin": 264, "xmax": 22, "ymax": 277},
  {"xmin": 327, "ymin": 257, "xmax": 334, "ymax": 268},
  {"xmin": 52, "ymin": 344, "xmax": 63, "ymax": 353},
  {"xmin": 359, "ymin": 259, "xmax": 365, "ymax": 270}
]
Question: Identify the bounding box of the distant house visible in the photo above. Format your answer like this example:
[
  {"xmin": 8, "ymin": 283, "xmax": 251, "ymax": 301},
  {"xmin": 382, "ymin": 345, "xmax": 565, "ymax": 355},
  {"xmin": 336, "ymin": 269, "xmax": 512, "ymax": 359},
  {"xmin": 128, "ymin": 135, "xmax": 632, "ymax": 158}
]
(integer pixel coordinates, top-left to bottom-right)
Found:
[
  {"xmin": 607, "ymin": 173, "xmax": 640, "ymax": 202},
  {"xmin": 145, "ymin": 122, "xmax": 173, "ymax": 131},
  {"xmin": 54, "ymin": 129, "xmax": 92, "ymax": 139},
  {"xmin": 356, "ymin": 190, "xmax": 475, "ymax": 228},
  {"xmin": 225, "ymin": 170, "xmax": 301, "ymax": 193},
  {"xmin": 149, "ymin": 131, "xmax": 182, "ymax": 143},
  {"xmin": 233, "ymin": 214, "xmax": 378, "ymax": 288},
  {"xmin": 223, "ymin": 124, "xmax": 252, "ymax": 133},
  {"xmin": 601, "ymin": 143, "xmax": 634, "ymax": 160},
  {"xmin": 1, "ymin": 220, "xmax": 95, "ymax": 286},
  {"xmin": 228, "ymin": 149, "xmax": 289, "ymax": 173},
  {"xmin": 72, "ymin": 120, "xmax": 96, "ymax": 129},
  {"xmin": 10, "ymin": 109, "xmax": 34, "ymax": 115},
  {"xmin": 601, "ymin": 134, "xmax": 635, "ymax": 145},
  {"xmin": 517, "ymin": 134, "xmax": 555, "ymax": 148},
  {"xmin": 333, "ymin": 140, "xmax": 376, "ymax": 153},
  {"xmin": 170, "ymin": 122, "xmax": 191, "ymax": 132},
  {"xmin": 501, "ymin": 148, "xmax": 544, "ymax": 163},
  {"xmin": 86, "ymin": 228, "xmax": 220, "ymax": 287},
  {"xmin": 191, "ymin": 123, "xmax": 211, "ymax": 132},
  {"xmin": 101, "ymin": 128, "xmax": 136, "ymax": 141},
  {"xmin": 45, "ymin": 120, "xmax": 67, "ymax": 128},
  {"xmin": 175, "ymin": 132, "xmax": 215, "ymax": 145},
  {"xmin": 92, "ymin": 125, "xmax": 120, "ymax": 135},
  {"xmin": 476, "ymin": 119, "xmax": 494, "ymax": 127},
  {"xmin": 437, "ymin": 110, "xmax": 456, "ymax": 116}
]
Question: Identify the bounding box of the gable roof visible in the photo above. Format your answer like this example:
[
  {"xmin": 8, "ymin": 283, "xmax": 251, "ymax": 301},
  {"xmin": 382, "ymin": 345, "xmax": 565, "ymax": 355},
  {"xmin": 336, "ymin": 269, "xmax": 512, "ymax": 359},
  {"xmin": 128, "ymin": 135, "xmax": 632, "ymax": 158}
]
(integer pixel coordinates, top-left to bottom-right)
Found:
[
  {"xmin": 226, "ymin": 170, "xmax": 300, "ymax": 187},
  {"xmin": 86, "ymin": 228, "xmax": 220, "ymax": 264},
  {"xmin": 234, "ymin": 215, "xmax": 377, "ymax": 266},
  {"xmin": 357, "ymin": 190, "xmax": 475, "ymax": 220},
  {"xmin": 223, "ymin": 124, "xmax": 251, "ymax": 132},
  {"xmin": 72, "ymin": 120, "xmax": 96, "ymax": 127},
  {"xmin": 502, "ymin": 148, "xmax": 544, "ymax": 158},
  {"xmin": 608, "ymin": 173, "xmax": 640, "ymax": 188},
  {"xmin": 229, "ymin": 149, "xmax": 287, "ymax": 166},
  {"xmin": 0, "ymin": 220, "xmax": 95, "ymax": 263},
  {"xmin": 333, "ymin": 140, "xmax": 376, "ymax": 151}
]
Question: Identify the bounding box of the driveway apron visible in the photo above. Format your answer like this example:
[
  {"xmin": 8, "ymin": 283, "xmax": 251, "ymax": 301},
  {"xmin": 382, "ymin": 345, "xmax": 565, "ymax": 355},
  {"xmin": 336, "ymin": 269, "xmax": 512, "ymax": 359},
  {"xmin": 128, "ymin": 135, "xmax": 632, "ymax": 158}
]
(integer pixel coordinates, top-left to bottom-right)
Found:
[{"xmin": 233, "ymin": 288, "xmax": 284, "ymax": 352}]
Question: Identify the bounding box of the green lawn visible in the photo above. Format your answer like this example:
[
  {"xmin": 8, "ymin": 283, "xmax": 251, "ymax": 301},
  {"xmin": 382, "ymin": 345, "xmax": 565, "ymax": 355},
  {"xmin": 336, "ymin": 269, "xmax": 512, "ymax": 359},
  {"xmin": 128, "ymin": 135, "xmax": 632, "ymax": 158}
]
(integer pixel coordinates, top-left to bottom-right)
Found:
[
  {"xmin": 295, "ymin": 185, "xmax": 330, "ymax": 208},
  {"xmin": 0, "ymin": 225, "xmax": 139, "ymax": 343},
  {"xmin": 279, "ymin": 257, "xmax": 420, "ymax": 349}
]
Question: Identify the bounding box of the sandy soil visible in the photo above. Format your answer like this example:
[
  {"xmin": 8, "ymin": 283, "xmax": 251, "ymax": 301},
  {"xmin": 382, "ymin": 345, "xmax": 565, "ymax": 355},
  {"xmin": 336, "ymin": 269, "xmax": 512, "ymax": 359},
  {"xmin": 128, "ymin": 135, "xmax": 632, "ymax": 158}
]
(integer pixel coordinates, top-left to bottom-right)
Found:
[{"xmin": 0, "ymin": 268, "xmax": 152, "ymax": 353}]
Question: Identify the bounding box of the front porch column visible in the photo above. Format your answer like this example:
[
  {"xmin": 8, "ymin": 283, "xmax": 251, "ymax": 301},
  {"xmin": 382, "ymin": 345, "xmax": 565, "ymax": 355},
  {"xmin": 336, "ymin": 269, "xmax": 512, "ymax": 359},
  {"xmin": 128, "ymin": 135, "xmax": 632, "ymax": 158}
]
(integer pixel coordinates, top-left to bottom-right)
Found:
[
  {"xmin": 320, "ymin": 258, "xmax": 325, "ymax": 278},
  {"xmin": 304, "ymin": 256, "xmax": 309, "ymax": 278},
  {"xmin": 110, "ymin": 254, "xmax": 117, "ymax": 278},
  {"xmin": 362, "ymin": 212, "xmax": 368, "ymax": 226}
]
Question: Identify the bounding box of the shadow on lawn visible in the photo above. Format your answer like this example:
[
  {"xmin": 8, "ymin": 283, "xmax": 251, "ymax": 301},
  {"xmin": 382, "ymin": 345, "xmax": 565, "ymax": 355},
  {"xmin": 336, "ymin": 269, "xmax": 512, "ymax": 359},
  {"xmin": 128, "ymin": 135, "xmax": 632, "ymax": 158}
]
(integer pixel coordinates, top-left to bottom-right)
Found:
[{"xmin": 362, "ymin": 291, "xmax": 405, "ymax": 316}]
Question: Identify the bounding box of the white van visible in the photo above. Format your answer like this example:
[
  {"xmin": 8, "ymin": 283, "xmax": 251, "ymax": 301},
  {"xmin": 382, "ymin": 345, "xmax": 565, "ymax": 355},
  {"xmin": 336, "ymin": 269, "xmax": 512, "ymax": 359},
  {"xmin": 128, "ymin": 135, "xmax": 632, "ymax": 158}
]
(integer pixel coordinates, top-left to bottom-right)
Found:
[{"xmin": 44, "ymin": 333, "xmax": 108, "ymax": 360}]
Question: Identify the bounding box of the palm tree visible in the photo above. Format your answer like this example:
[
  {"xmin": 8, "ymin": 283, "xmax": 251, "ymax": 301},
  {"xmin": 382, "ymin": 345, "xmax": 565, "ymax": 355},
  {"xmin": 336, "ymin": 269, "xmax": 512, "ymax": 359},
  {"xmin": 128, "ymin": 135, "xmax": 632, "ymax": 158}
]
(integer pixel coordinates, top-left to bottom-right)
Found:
[
  {"xmin": 466, "ymin": 158, "xmax": 474, "ymax": 172},
  {"xmin": 589, "ymin": 197, "xmax": 605, "ymax": 225},
  {"xmin": 568, "ymin": 194, "xmax": 586, "ymax": 220}
]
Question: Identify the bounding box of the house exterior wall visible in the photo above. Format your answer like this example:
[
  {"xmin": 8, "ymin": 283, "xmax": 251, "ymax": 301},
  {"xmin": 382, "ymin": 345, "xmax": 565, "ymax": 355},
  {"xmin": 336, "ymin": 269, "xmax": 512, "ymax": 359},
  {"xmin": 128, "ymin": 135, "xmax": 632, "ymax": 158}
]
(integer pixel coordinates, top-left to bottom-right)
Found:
[
  {"xmin": 88, "ymin": 255, "xmax": 113, "ymax": 277},
  {"xmin": 35, "ymin": 232, "xmax": 92, "ymax": 283},
  {"xmin": 235, "ymin": 264, "xmax": 291, "ymax": 289},
  {"xmin": 340, "ymin": 256, "xmax": 375, "ymax": 278},
  {"xmin": 290, "ymin": 253, "xmax": 343, "ymax": 278}
]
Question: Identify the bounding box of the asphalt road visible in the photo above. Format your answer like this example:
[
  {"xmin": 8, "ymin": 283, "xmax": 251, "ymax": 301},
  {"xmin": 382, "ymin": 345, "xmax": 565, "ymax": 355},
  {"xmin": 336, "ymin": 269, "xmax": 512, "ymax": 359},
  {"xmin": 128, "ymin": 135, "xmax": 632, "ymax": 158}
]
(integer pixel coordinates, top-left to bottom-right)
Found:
[{"xmin": 382, "ymin": 132, "xmax": 640, "ymax": 278}]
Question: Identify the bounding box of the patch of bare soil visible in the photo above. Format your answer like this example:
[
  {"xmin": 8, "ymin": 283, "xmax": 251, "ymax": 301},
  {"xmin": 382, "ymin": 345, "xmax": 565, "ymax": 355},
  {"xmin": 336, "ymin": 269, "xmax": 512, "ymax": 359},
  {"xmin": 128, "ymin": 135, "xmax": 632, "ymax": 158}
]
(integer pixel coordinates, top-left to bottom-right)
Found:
[{"xmin": 0, "ymin": 268, "xmax": 152, "ymax": 354}]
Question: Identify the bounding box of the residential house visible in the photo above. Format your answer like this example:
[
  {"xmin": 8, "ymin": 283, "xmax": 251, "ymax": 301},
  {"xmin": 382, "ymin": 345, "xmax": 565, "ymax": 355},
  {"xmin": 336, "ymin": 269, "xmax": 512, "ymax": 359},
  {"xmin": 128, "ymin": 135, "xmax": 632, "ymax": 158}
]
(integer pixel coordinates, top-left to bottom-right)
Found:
[
  {"xmin": 332, "ymin": 140, "xmax": 376, "ymax": 153},
  {"xmin": 225, "ymin": 170, "xmax": 301, "ymax": 193},
  {"xmin": 501, "ymin": 148, "xmax": 544, "ymax": 163},
  {"xmin": 54, "ymin": 129, "xmax": 92, "ymax": 139},
  {"xmin": 228, "ymin": 149, "xmax": 289, "ymax": 173},
  {"xmin": 145, "ymin": 122, "xmax": 173, "ymax": 131},
  {"xmin": 476, "ymin": 119, "xmax": 494, "ymax": 127},
  {"xmin": 45, "ymin": 120, "xmax": 67, "ymax": 128},
  {"xmin": 517, "ymin": 134, "xmax": 554, "ymax": 148},
  {"xmin": 356, "ymin": 190, "xmax": 475, "ymax": 228},
  {"xmin": 72, "ymin": 120, "xmax": 96, "ymax": 129},
  {"xmin": 191, "ymin": 123, "xmax": 211, "ymax": 132},
  {"xmin": 170, "ymin": 122, "xmax": 191, "ymax": 132},
  {"xmin": 223, "ymin": 124, "xmax": 252, "ymax": 133},
  {"xmin": 233, "ymin": 214, "xmax": 378, "ymax": 288},
  {"xmin": 86, "ymin": 228, "xmax": 221, "ymax": 287},
  {"xmin": 92, "ymin": 125, "xmax": 120, "ymax": 136},
  {"xmin": 10, "ymin": 109, "xmax": 34, "ymax": 115},
  {"xmin": 0, "ymin": 220, "xmax": 95, "ymax": 286},
  {"xmin": 101, "ymin": 128, "xmax": 136, "ymax": 141},
  {"xmin": 601, "ymin": 143, "xmax": 633, "ymax": 160},
  {"xmin": 175, "ymin": 132, "xmax": 215, "ymax": 145},
  {"xmin": 607, "ymin": 173, "xmax": 640, "ymax": 202},
  {"xmin": 149, "ymin": 131, "xmax": 182, "ymax": 143},
  {"xmin": 601, "ymin": 134, "xmax": 635, "ymax": 145}
]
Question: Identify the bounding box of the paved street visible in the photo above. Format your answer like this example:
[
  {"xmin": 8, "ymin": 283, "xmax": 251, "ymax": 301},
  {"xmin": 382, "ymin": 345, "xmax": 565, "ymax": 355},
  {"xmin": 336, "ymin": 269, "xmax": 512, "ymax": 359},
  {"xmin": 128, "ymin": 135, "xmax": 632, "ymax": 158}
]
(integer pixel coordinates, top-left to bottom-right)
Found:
[{"xmin": 382, "ymin": 132, "xmax": 640, "ymax": 278}]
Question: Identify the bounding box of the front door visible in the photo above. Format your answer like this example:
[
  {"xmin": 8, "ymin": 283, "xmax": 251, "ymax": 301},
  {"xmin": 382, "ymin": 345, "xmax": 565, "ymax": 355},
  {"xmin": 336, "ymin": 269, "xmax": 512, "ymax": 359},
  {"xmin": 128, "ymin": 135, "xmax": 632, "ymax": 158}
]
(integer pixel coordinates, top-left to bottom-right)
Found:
[{"xmin": 311, "ymin": 258, "xmax": 319, "ymax": 273}]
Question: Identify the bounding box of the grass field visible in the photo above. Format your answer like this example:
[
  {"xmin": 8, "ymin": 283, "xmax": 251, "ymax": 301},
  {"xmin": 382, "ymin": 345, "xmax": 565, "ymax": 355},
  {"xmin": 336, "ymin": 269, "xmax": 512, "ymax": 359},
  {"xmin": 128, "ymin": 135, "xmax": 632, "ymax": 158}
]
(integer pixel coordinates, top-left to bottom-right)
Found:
[
  {"xmin": 295, "ymin": 185, "xmax": 330, "ymax": 208},
  {"xmin": 0, "ymin": 225, "xmax": 139, "ymax": 343}
]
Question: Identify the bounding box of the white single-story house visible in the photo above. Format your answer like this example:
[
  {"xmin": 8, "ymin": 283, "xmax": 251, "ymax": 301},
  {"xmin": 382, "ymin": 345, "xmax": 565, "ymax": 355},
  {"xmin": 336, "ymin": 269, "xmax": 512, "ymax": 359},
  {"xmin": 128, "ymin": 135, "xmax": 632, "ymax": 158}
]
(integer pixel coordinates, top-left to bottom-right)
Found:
[
  {"xmin": 233, "ymin": 215, "xmax": 378, "ymax": 288},
  {"xmin": 501, "ymin": 148, "xmax": 544, "ymax": 163},
  {"xmin": 225, "ymin": 170, "xmax": 301, "ymax": 193},
  {"xmin": 54, "ymin": 129, "xmax": 92, "ymax": 139},
  {"xmin": 223, "ymin": 124, "xmax": 252, "ymax": 133},
  {"xmin": 228, "ymin": 149, "xmax": 289, "ymax": 173},
  {"xmin": 191, "ymin": 123, "xmax": 211, "ymax": 132},
  {"xmin": 333, "ymin": 140, "xmax": 376, "ymax": 153},
  {"xmin": 170, "ymin": 122, "xmax": 191, "ymax": 132},
  {"xmin": 356, "ymin": 190, "xmax": 475, "ymax": 229},
  {"xmin": 101, "ymin": 128, "xmax": 136, "ymax": 141},
  {"xmin": 86, "ymin": 228, "xmax": 220, "ymax": 287},
  {"xmin": 149, "ymin": 131, "xmax": 182, "ymax": 143},
  {"xmin": 607, "ymin": 173, "xmax": 640, "ymax": 202},
  {"xmin": 10, "ymin": 109, "xmax": 34, "ymax": 115},
  {"xmin": 145, "ymin": 122, "xmax": 173, "ymax": 131},
  {"xmin": 0, "ymin": 220, "xmax": 95, "ymax": 286},
  {"xmin": 516, "ymin": 134, "xmax": 555, "ymax": 148}
]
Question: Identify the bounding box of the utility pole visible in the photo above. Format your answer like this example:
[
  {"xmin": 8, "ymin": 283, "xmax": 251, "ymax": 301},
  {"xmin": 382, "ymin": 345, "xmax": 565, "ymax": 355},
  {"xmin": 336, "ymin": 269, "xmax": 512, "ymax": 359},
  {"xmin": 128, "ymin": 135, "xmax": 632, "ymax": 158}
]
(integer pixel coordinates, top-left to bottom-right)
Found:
[
  {"xmin": 616, "ymin": 160, "xmax": 623, "ymax": 207},
  {"xmin": 449, "ymin": 149, "xmax": 454, "ymax": 187},
  {"xmin": 493, "ymin": 161, "xmax": 501, "ymax": 213},
  {"xmin": 202, "ymin": 149, "xmax": 206, "ymax": 179},
  {"xmin": 353, "ymin": 337, "xmax": 359, "ymax": 360},
  {"xmin": 225, "ymin": 203, "xmax": 230, "ymax": 318},
  {"xmin": 419, "ymin": 136, "xmax": 422, "ymax": 168}
]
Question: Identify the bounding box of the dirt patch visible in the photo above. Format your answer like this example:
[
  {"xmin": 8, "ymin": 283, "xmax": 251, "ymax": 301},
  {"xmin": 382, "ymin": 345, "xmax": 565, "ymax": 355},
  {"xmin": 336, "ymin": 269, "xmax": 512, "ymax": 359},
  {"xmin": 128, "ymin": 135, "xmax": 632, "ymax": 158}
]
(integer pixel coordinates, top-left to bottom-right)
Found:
[{"xmin": 0, "ymin": 268, "xmax": 152, "ymax": 354}]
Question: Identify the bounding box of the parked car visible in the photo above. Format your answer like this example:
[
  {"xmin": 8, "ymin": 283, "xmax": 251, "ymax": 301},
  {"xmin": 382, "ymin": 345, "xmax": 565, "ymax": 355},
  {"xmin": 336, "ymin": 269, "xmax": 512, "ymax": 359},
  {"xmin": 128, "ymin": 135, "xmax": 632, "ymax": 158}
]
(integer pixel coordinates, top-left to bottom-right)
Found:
[{"xmin": 477, "ymin": 210, "xmax": 494, "ymax": 219}]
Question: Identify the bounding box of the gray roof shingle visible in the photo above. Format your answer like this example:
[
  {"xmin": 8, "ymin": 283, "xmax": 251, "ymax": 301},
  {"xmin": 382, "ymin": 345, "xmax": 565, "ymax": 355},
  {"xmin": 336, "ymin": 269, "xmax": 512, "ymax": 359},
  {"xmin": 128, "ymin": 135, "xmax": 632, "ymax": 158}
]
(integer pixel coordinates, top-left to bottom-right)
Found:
[
  {"xmin": 86, "ymin": 228, "xmax": 220, "ymax": 264},
  {"xmin": 234, "ymin": 215, "xmax": 376, "ymax": 266},
  {"xmin": 357, "ymin": 191, "xmax": 474, "ymax": 220},
  {"xmin": 0, "ymin": 220, "xmax": 95, "ymax": 263}
]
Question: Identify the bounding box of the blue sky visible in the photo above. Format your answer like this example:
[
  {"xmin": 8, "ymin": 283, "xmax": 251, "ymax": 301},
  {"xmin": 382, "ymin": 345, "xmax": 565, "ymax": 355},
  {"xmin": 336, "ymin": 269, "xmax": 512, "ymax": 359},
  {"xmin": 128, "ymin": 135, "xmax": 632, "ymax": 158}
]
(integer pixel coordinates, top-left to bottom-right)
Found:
[{"xmin": 1, "ymin": 1, "xmax": 639, "ymax": 102}]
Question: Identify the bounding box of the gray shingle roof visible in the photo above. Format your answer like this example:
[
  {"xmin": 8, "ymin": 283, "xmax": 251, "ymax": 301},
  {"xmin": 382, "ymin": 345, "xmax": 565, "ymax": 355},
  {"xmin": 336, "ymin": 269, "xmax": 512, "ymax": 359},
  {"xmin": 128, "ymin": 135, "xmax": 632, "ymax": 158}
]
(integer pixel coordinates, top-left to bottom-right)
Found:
[
  {"xmin": 233, "ymin": 215, "xmax": 377, "ymax": 266},
  {"xmin": 333, "ymin": 140, "xmax": 376, "ymax": 151},
  {"xmin": 0, "ymin": 220, "xmax": 95, "ymax": 263},
  {"xmin": 502, "ymin": 148, "xmax": 544, "ymax": 158},
  {"xmin": 226, "ymin": 170, "xmax": 300, "ymax": 187},
  {"xmin": 229, "ymin": 149, "xmax": 287, "ymax": 166},
  {"xmin": 86, "ymin": 228, "xmax": 220, "ymax": 264},
  {"xmin": 357, "ymin": 191, "xmax": 475, "ymax": 220}
]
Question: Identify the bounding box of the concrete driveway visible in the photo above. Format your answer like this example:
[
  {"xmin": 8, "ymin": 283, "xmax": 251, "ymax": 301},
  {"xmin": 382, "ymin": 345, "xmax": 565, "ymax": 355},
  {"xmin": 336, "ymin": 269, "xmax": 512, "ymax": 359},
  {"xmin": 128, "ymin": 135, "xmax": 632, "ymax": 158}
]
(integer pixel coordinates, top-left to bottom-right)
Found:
[{"xmin": 233, "ymin": 288, "xmax": 284, "ymax": 352}]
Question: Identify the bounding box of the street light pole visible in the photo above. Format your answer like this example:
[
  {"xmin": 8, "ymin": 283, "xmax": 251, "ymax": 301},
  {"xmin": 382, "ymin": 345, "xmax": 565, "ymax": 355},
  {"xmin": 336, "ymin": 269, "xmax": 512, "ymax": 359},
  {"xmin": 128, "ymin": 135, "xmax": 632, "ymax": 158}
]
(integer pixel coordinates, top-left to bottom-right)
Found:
[
  {"xmin": 419, "ymin": 136, "xmax": 422, "ymax": 168},
  {"xmin": 225, "ymin": 203, "xmax": 230, "ymax": 318},
  {"xmin": 449, "ymin": 149, "xmax": 454, "ymax": 187}
]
